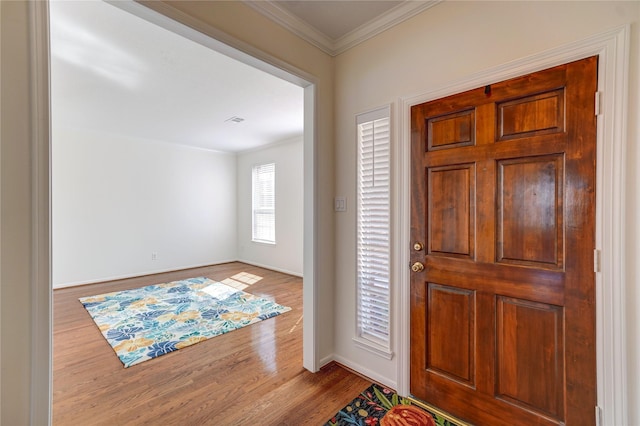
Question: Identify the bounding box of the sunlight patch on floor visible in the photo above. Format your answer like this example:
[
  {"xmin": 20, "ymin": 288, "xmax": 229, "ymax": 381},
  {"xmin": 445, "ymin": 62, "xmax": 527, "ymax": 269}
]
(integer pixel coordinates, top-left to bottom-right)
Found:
[
  {"xmin": 220, "ymin": 278, "xmax": 247, "ymax": 290},
  {"xmin": 220, "ymin": 272, "xmax": 264, "ymax": 291},
  {"xmin": 232, "ymin": 272, "xmax": 263, "ymax": 285}
]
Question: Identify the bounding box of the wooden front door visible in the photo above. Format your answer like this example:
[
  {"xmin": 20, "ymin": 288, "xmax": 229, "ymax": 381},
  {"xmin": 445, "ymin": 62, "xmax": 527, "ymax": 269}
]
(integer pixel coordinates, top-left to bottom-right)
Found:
[{"xmin": 410, "ymin": 57, "xmax": 597, "ymax": 426}]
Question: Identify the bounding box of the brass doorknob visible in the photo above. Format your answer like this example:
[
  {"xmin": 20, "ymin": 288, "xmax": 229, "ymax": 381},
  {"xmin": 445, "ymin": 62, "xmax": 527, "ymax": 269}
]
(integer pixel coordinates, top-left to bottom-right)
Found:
[
  {"xmin": 413, "ymin": 242, "xmax": 424, "ymax": 251},
  {"xmin": 411, "ymin": 262, "xmax": 424, "ymax": 272}
]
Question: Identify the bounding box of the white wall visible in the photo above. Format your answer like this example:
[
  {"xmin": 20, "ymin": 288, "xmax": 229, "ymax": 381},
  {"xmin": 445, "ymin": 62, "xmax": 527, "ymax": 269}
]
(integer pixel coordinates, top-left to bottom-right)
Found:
[
  {"xmin": 52, "ymin": 127, "xmax": 237, "ymax": 287},
  {"xmin": 236, "ymin": 139, "xmax": 303, "ymax": 276},
  {"xmin": 333, "ymin": 0, "xmax": 640, "ymax": 422}
]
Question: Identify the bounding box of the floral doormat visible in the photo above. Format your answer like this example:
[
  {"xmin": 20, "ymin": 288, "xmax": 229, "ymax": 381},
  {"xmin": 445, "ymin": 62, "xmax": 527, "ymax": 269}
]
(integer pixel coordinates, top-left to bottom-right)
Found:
[
  {"xmin": 325, "ymin": 384, "xmax": 461, "ymax": 426},
  {"xmin": 79, "ymin": 277, "xmax": 291, "ymax": 367}
]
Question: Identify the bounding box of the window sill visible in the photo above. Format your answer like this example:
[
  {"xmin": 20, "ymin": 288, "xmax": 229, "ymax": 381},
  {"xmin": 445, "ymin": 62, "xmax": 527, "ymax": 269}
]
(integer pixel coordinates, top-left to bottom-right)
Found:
[
  {"xmin": 353, "ymin": 336, "xmax": 394, "ymax": 360},
  {"xmin": 251, "ymin": 239, "xmax": 276, "ymax": 246}
]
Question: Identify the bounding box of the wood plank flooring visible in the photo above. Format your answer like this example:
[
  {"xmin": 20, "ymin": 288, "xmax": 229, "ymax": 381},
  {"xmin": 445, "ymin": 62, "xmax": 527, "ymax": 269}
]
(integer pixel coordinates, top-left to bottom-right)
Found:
[{"xmin": 53, "ymin": 262, "xmax": 370, "ymax": 425}]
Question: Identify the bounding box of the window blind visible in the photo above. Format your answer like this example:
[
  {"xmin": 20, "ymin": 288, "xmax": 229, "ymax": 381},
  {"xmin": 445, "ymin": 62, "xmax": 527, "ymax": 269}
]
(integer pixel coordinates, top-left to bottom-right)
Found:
[
  {"xmin": 356, "ymin": 107, "xmax": 391, "ymax": 348},
  {"xmin": 252, "ymin": 162, "xmax": 276, "ymax": 244}
]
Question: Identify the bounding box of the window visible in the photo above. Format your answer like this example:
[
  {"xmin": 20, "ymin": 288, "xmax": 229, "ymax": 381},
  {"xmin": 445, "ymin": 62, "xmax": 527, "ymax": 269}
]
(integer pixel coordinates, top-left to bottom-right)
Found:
[
  {"xmin": 252, "ymin": 162, "xmax": 276, "ymax": 244},
  {"xmin": 355, "ymin": 106, "xmax": 391, "ymax": 355}
]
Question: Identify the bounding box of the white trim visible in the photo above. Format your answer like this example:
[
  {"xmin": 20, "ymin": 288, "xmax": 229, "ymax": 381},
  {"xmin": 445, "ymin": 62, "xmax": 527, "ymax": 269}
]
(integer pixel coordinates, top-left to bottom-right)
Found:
[
  {"xmin": 245, "ymin": 0, "xmax": 441, "ymax": 57},
  {"xmin": 54, "ymin": 259, "xmax": 303, "ymax": 289},
  {"xmin": 596, "ymin": 25, "xmax": 630, "ymax": 425},
  {"xmin": 392, "ymin": 77, "xmax": 411, "ymax": 406},
  {"xmin": 333, "ymin": 354, "xmax": 398, "ymax": 390},
  {"xmin": 243, "ymin": 1, "xmax": 334, "ymax": 55},
  {"xmin": 0, "ymin": 2, "xmax": 3, "ymax": 420},
  {"xmin": 52, "ymin": 260, "xmax": 238, "ymax": 289},
  {"xmin": 356, "ymin": 104, "xmax": 391, "ymax": 125},
  {"xmin": 319, "ymin": 353, "xmax": 334, "ymax": 369},
  {"xmin": 30, "ymin": 1, "xmax": 52, "ymax": 425},
  {"xmin": 302, "ymin": 82, "xmax": 319, "ymax": 372},
  {"xmin": 250, "ymin": 240, "xmax": 277, "ymax": 246},
  {"xmin": 396, "ymin": 25, "xmax": 630, "ymax": 426},
  {"xmin": 236, "ymin": 259, "xmax": 303, "ymax": 278},
  {"xmin": 333, "ymin": 1, "xmax": 440, "ymax": 56},
  {"xmin": 352, "ymin": 337, "xmax": 394, "ymax": 360}
]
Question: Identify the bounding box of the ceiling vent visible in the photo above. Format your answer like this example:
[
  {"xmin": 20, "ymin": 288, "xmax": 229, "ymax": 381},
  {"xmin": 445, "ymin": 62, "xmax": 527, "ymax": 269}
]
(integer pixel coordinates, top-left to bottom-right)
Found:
[{"xmin": 225, "ymin": 116, "xmax": 245, "ymax": 123}]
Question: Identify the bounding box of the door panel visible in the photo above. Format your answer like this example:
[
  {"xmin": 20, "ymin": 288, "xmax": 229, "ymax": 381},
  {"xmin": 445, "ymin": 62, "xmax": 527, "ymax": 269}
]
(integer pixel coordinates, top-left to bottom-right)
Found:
[
  {"xmin": 410, "ymin": 57, "xmax": 597, "ymax": 425},
  {"xmin": 428, "ymin": 164, "xmax": 475, "ymax": 258},
  {"xmin": 496, "ymin": 297, "xmax": 564, "ymax": 419},
  {"xmin": 428, "ymin": 109, "xmax": 476, "ymax": 150},
  {"xmin": 497, "ymin": 155, "xmax": 564, "ymax": 269},
  {"xmin": 427, "ymin": 284, "xmax": 475, "ymax": 386},
  {"xmin": 497, "ymin": 89, "xmax": 565, "ymax": 140}
]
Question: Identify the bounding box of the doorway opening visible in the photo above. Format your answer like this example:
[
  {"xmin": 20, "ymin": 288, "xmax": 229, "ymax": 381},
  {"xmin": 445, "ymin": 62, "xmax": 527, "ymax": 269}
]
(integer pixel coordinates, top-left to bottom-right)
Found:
[{"xmin": 37, "ymin": 0, "xmax": 319, "ymax": 421}]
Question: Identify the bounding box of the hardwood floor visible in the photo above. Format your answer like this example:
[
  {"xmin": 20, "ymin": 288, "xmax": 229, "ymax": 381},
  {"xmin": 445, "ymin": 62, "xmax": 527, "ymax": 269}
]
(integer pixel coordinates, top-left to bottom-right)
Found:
[{"xmin": 53, "ymin": 262, "xmax": 370, "ymax": 425}]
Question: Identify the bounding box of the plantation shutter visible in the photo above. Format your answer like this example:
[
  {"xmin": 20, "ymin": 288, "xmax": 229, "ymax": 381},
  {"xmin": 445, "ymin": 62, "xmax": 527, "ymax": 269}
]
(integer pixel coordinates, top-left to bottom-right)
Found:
[
  {"xmin": 356, "ymin": 107, "xmax": 391, "ymax": 349},
  {"xmin": 252, "ymin": 162, "xmax": 276, "ymax": 243}
]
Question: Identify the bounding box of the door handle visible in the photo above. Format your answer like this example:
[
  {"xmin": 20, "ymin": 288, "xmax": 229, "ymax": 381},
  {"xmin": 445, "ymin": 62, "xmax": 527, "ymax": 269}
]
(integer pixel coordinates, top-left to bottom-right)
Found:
[{"xmin": 411, "ymin": 262, "xmax": 425, "ymax": 272}]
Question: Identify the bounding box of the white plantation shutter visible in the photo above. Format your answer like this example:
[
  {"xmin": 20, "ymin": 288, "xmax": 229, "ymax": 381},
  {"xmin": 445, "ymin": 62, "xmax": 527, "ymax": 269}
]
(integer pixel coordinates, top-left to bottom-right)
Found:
[
  {"xmin": 252, "ymin": 162, "xmax": 276, "ymax": 243},
  {"xmin": 356, "ymin": 107, "xmax": 391, "ymax": 350}
]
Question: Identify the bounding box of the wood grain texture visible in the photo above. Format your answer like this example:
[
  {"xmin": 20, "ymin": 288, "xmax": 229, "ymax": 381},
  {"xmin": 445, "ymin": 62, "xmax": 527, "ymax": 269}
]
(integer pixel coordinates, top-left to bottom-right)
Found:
[
  {"xmin": 428, "ymin": 164, "xmax": 475, "ymax": 258},
  {"xmin": 497, "ymin": 155, "xmax": 564, "ymax": 269},
  {"xmin": 427, "ymin": 109, "xmax": 475, "ymax": 150},
  {"xmin": 53, "ymin": 262, "xmax": 369, "ymax": 425},
  {"xmin": 497, "ymin": 297, "xmax": 564, "ymax": 419},
  {"xmin": 427, "ymin": 284, "xmax": 475, "ymax": 385},
  {"xmin": 498, "ymin": 89, "xmax": 565, "ymax": 140},
  {"xmin": 411, "ymin": 57, "xmax": 597, "ymax": 426}
]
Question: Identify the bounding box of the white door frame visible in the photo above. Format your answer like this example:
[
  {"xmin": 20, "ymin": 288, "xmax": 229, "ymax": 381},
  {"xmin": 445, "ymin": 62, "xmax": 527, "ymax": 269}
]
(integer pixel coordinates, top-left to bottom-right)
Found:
[
  {"xmin": 29, "ymin": 1, "xmax": 320, "ymax": 424},
  {"xmin": 394, "ymin": 25, "xmax": 630, "ymax": 426}
]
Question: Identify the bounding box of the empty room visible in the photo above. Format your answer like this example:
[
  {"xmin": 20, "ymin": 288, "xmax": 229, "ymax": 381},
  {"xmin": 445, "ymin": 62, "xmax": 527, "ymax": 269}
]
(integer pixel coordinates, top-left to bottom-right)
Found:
[{"xmin": 48, "ymin": 1, "xmax": 354, "ymax": 424}]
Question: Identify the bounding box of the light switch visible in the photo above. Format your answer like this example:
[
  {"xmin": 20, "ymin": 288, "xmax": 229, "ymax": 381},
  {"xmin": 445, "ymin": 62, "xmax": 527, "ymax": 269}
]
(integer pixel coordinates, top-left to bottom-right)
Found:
[{"xmin": 334, "ymin": 197, "xmax": 346, "ymax": 212}]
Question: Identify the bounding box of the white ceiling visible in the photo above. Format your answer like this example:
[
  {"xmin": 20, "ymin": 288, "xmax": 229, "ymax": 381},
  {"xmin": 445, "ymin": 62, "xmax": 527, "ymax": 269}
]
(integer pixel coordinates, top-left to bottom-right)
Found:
[
  {"xmin": 50, "ymin": 1, "xmax": 438, "ymax": 153},
  {"xmin": 50, "ymin": 0, "xmax": 304, "ymax": 153},
  {"xmin": 274, "ymin": 1, "xmax": 404, "ymax": 40}
]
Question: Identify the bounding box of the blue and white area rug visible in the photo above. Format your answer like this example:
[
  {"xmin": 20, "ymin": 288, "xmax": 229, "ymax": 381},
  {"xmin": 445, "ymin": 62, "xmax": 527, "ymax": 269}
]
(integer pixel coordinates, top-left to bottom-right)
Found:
[{"xmin": 79, "ymin": 277, "xmax": 291, "ymax": 367}]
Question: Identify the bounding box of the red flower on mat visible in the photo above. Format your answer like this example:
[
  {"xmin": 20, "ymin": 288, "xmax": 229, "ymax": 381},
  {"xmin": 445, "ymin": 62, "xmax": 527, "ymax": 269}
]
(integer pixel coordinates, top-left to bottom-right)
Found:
[
  {"xmin": 380, "ymin": 405, "xmax": 436, "ymax": 426},
  {"xmin": 365, "ymin": 418, "xmax": 379, "ymax": 425}
]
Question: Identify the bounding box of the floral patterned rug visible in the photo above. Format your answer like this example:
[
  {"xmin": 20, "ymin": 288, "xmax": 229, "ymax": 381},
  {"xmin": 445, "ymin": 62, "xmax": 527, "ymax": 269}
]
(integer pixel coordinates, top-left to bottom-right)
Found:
[
  {"xmin": 325, "ymin": 384, "xmax": 461, "ymax": 426},
  {"xmin": 79, "ymin": 277, "xmax": 291, "ymax": 367}
]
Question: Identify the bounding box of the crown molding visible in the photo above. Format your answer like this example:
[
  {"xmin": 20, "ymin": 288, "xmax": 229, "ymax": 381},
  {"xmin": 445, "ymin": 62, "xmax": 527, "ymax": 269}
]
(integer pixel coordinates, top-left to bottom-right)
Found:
[
  {"xmin": 334, "ymin": 1, "xmax": 441, "ymax": 55},
  {"xmin": 244, "ymin": 1, "xmax": 335, "ymax": 55},
  {"xmin": 245, "ymin": 1, "xmax": 442, "ymax": 56}
]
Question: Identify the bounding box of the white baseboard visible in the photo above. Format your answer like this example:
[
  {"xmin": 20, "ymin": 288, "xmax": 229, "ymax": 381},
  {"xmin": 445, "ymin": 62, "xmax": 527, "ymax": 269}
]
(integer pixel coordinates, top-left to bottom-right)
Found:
[
  {"xmin": 331, "ymin": 354, "xmax": 397, "ymax": 392},
  {"xmin": 319, "ymin": 354, "xmax": 334, "ymax": 368},
  {"xmin": 235, "ymin": 259, "xmax": 303, "ymax": 277},
  {"xmin": 52, "ymin": 259, "xmax": 238, "ymax": 289},
  {"xmin": 53, "ymin": 258, "xmax": 303, "ymax": 289}
]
